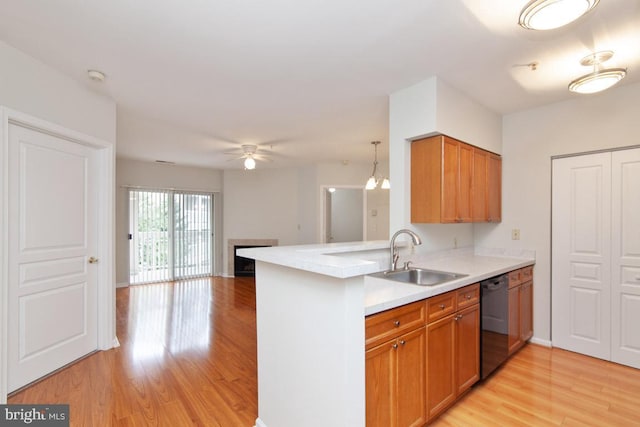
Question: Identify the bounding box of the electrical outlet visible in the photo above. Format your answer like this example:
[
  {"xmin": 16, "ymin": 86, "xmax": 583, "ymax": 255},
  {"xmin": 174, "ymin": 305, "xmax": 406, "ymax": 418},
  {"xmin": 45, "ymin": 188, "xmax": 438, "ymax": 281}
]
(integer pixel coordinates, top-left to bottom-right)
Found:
[
  {"xmin": 512, "ymin": 229, "xmax": 520, "ymax": 240},
  {"xmin": 454, "ymin": 237, "xmax": 458, "ymax": 248}
]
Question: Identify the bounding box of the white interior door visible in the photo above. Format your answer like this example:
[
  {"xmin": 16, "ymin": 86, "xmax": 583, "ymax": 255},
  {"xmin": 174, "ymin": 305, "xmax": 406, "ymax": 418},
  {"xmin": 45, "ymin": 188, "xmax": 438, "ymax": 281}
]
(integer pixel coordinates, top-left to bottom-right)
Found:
[
  {"xmin": 8, "ymin": 123, "xmax": 98, "ymax": 392},
  {"xmin": 552, "ymin": 153, "xmax": 611, "ymax": 360},
  {"xmin": 611, "ymin": 148, "xmax": 640, "ymax": 368}
]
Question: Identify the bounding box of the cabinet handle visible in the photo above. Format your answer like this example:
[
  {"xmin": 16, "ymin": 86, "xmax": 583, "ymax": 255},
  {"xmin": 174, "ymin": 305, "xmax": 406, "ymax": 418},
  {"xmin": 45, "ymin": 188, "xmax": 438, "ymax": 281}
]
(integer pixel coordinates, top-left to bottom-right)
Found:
[
  {"xmin": 392, "ymin": 343, "xmax": 398, "ymax": 349},
  {"xmin": 454, "ymin": 314, "xmax": 463, "ymax": 321},
  {"xmin": 466, "ymin": 294, "xmax": 472, "ymax": 300},
  {"xmin": 394, "ymin": 320, "xmax": 400, "ymax": 327},
  {"xmin": 439, "ymin": 304, "xmax": 445, "ymax": 310},
  {"xmin": 400, "ymin": 340, "xmax": 406, "ymax": 346}
]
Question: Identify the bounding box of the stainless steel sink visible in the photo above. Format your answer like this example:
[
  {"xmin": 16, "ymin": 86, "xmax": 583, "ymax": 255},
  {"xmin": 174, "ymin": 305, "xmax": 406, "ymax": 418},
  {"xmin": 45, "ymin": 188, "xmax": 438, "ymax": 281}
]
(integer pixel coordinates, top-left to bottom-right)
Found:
[{"xmin": 371, "ymin": 268, "xmax": 467, "ymax": 286}]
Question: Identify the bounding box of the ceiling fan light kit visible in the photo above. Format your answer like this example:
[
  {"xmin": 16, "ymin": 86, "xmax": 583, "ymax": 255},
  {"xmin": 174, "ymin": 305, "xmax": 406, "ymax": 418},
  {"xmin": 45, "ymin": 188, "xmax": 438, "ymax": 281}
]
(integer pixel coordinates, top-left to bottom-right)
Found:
[
  {"xmin": 518, "ymin": 0, "xmax": 599, "ymax": 30},
  {"xmin": 568, "ymin": 51, "xmax": 627, "ymax": 94}
]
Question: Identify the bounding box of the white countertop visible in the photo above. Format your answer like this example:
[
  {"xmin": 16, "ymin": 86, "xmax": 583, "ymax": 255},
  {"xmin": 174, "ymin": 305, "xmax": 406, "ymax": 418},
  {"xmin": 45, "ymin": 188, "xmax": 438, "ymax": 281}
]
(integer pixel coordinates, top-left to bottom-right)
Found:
[
  {"xmin": 239, "ymin": 242, "xmax": 535, "ymax": 316},
  {"xmin": 237, "ymin": 240, "xmax": 391, "ymax": 278},
  {"xmin": 364, "ymin": 250, "xmax": 534, "ymax": 315}
]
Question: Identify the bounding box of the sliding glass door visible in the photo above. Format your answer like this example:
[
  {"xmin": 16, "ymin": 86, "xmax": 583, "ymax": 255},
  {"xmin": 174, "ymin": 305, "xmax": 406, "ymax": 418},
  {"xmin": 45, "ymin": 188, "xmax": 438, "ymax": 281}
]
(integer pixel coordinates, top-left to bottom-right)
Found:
[{"xmin": 129, "ymin": 189, "xmax": 213, "ymax": 284}]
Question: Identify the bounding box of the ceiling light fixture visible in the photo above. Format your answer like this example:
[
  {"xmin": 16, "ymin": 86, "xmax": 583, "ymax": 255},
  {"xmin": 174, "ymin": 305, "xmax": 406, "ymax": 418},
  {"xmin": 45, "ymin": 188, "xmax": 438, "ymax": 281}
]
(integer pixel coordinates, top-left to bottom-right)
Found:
[
  {"xmin": 568, "ymin": 51, "xmax": 627, "ymax": 94},
  {"xmin": 87, "ymin": 69, "xmax": 106, "ymax": 82},
  {"xmin": 518, "ymin": 0, "xmax": 599, "ymax": 30},
  {"xmin": 244, "ymin": 156, "xmax": 256, "ymax": 170},
  {"xmin": 365, "ymin": 141, "xmax": 390, "ymax": 190}
]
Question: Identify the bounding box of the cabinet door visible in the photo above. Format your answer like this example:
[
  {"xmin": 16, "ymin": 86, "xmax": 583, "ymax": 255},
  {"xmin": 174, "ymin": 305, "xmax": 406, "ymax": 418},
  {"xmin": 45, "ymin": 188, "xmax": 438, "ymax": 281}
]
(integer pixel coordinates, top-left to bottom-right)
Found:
[
  {"xmin": 366, "ymin": 341, "xmax": 396, "ymax": 427},
  {"xmin": 426, "ymin": 315, "xmax": 456, "ymax": 419},
  {"xmin": 456, "ymin": 304, "xmax": 480, "ymax": 395},
  {"xmin": 488, "ymin": 153, "xmax": 502, "ymax": 222},
  {"xmin": 508, "ymin": 287, "xmax": 522, "ymax": 355},
  {"xmin": 442, "ymin": 137, "xmax": 459, "ymax": 223},
  {"xmin": 472, "ymin": 148, "xmax": 488, "ymax": 222},
  {"xmin": 397, "ymin": 327, "xmax": 427, "ymax": 427},
  {"xmin": 457, "ymin": 142, "xmax": 473, "ymax": 222},
  {"xmin": 520, "ymin": 281, "xmax": 533, "ymax": 342}
]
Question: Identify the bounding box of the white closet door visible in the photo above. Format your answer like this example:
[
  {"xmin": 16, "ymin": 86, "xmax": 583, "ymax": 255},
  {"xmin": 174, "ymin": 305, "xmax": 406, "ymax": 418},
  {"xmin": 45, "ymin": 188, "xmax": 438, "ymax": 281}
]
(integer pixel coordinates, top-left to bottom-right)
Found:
[
  {"xmin": 552, "ymin": 153, "xmax": 611, "ymax": 360},
  {"xmin": 611, "ymin": 148, "xmax": 640, "ymax": 368},
  {"xmin": 8, "ymin": 123, "xmax": 99, "ymax": 392}
]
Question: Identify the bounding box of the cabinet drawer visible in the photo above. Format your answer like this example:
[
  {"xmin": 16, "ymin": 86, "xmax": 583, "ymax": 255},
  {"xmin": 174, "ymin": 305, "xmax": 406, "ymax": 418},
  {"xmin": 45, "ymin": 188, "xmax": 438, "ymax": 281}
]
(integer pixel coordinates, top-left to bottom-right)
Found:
[
  {"xmin": 457, "ymin": 283, "xmax": 480, "ymax": 309},
  {"xmin": 366, "ymin": 300, "xmax": 426, "ymax": 349},
  {"xmin": 426, "ymin": 291, "xmax": 457, "ymax": 324},
  {"xmin": 508, "ymin": 269, "xmax": 522, "ymax": 288},
  {"xmin": 521, "ymin": 266, "xmax": 533, "ymax": 282}
]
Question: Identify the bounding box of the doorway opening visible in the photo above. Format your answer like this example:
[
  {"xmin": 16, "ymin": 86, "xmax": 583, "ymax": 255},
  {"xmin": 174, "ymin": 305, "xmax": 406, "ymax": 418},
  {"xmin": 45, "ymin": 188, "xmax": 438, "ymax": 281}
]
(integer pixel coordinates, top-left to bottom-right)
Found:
[{"xmin": 129, "ymin": 189, "xmax": 213, "ymax": 284}]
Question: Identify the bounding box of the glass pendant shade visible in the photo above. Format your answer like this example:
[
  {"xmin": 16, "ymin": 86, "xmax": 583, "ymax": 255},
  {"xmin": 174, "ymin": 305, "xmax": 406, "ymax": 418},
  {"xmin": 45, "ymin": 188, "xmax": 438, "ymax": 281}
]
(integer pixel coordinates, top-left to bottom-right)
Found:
[
  {"xmin": 365, "ymin": 176, "xmax": 377, "ymax": 190},
  {"xmin": 381, "ymin": 178, "xmax": 390, "ymax": 189}
]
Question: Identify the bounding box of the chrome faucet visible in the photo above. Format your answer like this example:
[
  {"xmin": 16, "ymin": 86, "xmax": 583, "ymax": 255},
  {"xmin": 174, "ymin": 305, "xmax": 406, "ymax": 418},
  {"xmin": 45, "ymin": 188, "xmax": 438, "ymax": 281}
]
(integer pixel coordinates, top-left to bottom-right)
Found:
[{"xmin": 389, "ymin": 229, "xmax": 422, "ymax": 271}]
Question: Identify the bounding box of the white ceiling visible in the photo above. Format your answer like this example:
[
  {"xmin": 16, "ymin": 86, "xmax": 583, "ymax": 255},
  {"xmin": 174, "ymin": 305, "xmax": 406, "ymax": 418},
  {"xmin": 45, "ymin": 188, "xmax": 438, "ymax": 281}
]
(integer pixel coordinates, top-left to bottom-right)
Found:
[{"xmin": 1, "ymin": 0, "xmax": 639, "ymax": 169}]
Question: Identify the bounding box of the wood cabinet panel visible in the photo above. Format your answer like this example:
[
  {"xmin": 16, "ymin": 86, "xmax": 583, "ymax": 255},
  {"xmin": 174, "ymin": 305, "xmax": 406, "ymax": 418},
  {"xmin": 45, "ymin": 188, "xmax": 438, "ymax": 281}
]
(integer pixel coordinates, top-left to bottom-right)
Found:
[
  {"xmin": 426, "ymin": 314, "xmax": 456, "ymax": 419},
  {"xmin": 365, "ymin": 300, "xmax": 426, "ymax": 349},
  {"xmin": 426, "ymin": 291, "xmax": 456, "ymax": 323},
  {"xmin": 508, "ymin": 286, "xmax": 522, "ymax": 354},
  {"xmin": 411, "ymin": 134, "xmax": 501, "ymax": 223},
  {"xmin": 457, "ymin": 142, "xmax": 473, "ymax": 222},
  {"xmin": 520, "ymin": 281, "xmax": 533, "ymax": 343},
  {"xmin": 488, "ymin": 153, "xmax": 502, "ymax": 222},
  {"xmin": 456, "ymin": 304, "xmax": 480, "ymax": 395},
  {"xmin": 366, "ymin": 340, "xmax": 395, "ymax": 427},
  {"xmin": 397, "ymin": 327, "xmax": 427, "ymax": 427},
  {"xmin": 456, "ymin": 283, "xmax": 480, "ymax": 309},
  {"xmin": 366, "ymin": 327, "xmax": 427, "ymax": 427},
  {"xmin": 472, "ymin": 148, "xmax": 488, "ymax": 222}
]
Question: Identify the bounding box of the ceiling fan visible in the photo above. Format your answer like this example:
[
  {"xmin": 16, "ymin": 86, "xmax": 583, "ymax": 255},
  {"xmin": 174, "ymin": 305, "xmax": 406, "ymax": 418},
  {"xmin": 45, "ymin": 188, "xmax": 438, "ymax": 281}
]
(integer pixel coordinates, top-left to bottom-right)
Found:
[{"xmin": 224, "ymin": 144, "xmax": 273, "ymax": 170}]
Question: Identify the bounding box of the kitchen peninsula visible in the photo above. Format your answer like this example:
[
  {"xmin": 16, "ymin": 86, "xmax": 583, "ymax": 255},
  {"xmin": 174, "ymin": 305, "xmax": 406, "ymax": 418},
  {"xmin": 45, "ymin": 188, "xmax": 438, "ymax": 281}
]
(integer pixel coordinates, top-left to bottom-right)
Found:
[{"xmin": 238, "ymin": 241, "xmax": 534, "ymax": 427}]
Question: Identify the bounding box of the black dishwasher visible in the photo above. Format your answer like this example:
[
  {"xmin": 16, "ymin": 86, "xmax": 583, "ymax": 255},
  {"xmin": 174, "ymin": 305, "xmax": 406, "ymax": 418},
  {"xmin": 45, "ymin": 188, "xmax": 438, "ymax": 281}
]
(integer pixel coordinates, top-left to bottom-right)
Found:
[{"xmin": 480, "ymin": 274, "xmax": 509, "ymax": 379}]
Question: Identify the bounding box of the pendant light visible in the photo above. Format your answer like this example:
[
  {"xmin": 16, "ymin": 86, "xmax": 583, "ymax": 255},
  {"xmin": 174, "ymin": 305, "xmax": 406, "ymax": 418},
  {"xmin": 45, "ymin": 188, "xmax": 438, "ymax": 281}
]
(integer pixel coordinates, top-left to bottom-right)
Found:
[
  {"xmin": 568, "ymin": 51, "xmax": 627, "ymax": 94},
  {"xmin": 518, "ymin": 0, "xmax": 599, "ymax": 30},
  {"xmin": 365, "ymin": 141, "xmax": 390, "ymax": 190}
]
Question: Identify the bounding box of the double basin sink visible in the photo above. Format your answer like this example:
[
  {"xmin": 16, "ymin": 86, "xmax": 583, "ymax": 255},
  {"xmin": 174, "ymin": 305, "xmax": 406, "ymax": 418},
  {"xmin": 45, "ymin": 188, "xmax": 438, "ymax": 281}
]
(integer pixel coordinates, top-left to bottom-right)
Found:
[{"xmin": 370, "ymin": 267, "xmax": 467, "ymax": 287}]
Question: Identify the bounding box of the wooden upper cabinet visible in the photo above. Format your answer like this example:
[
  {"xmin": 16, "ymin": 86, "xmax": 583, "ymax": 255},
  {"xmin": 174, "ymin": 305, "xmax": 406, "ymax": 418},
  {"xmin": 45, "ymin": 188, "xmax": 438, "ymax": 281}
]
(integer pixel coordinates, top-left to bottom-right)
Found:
[
  {"xmin": 412, "ymin": 134, "xmax": 501, "ymax": 223},
  {"xmin": 471, "ymin": 148, "xmax": 488, "ymax": 222},
  {"xmin": 487, "ymin": 153, "xmax": 502, "ymax": 223}
]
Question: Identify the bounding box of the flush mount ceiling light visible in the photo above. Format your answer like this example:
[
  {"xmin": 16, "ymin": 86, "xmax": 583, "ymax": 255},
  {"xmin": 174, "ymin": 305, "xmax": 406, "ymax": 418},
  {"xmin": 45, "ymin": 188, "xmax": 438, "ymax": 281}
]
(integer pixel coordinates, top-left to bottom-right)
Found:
[
  {"xmin": 568, "ymin": 51, "xmax": 627, "ymax": 94},
  {"xmin": 518, "ymin": 0, "xmax": 599, "ymax": 30},
  {"xmin": 365, "ymin": 141, "xmax": 390, "ymax": 190},
  {"xmin": 87, "ymin": 69, "xmax": 106, "ymax": 82}
]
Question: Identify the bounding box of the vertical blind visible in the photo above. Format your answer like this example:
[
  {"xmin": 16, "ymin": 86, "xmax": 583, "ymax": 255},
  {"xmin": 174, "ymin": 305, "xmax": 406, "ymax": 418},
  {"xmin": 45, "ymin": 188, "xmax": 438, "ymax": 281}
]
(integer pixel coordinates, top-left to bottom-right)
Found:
[{"xmin": 129, "ymin": 189, "xmax": 213, "ymax": 284}]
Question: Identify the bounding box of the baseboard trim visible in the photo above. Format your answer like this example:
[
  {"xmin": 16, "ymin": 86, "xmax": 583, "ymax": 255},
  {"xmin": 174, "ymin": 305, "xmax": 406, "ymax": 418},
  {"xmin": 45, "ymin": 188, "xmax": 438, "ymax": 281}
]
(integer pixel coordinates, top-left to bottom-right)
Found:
[
  {"xmin": 112, "ymin": 336, "xmax": 121, "ymax": 348},
  {"xmin": 530, "ymin": 337, "xmax": 552, "ymax": 347},
  {"xmin": 116, "ymin": 282, "xmax": 129, "ymax": 288}
]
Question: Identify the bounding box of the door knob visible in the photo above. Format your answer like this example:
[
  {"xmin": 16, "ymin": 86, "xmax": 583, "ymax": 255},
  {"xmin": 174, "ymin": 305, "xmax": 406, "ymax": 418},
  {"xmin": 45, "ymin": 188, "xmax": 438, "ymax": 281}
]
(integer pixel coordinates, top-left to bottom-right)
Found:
[{"xmin": 88, "ymin": 256, "xmax": 99, "ymax": 264}]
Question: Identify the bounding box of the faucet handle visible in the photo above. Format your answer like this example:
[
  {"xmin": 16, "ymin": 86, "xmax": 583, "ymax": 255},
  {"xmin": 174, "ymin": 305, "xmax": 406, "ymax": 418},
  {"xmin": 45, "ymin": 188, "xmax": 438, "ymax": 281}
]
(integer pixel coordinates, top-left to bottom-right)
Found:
[{"xmin": 403, "ymin": 261, "xmax": 413, "ymax": 270}]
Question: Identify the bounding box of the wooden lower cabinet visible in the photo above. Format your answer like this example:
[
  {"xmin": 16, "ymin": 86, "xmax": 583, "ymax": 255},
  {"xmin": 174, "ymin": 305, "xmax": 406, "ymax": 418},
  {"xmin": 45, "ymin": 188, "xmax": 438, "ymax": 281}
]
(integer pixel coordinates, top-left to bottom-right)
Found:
[
  {"xmin": 508, "ymin": 277, "xmax": 534, "ymax": 355},
  {"xmin": 456, "ymin": 304, "xmax": 480, "ymax": 395},
  {"xmin": 366, "ymin": 327, "xmax": 427, "ymax": 427},
  {"xmin": 366, "ymin": 283, "xmax": 482, "ymax": 426},
  {"xmin": 426, "ymin": 303, "xmax": 480, "ymax": 420}
]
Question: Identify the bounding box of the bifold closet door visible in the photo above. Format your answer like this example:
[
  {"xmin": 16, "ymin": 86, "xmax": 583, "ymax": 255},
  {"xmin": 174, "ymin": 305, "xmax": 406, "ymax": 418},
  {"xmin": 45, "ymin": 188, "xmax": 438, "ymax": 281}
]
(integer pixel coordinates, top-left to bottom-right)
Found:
[
  {"xmin": 611, "ymin": 149, "xmax": 640, "ymax": 369},
  {"xmin": 552, "ymin": 152, "xmax": 611, "ymax": 360}
]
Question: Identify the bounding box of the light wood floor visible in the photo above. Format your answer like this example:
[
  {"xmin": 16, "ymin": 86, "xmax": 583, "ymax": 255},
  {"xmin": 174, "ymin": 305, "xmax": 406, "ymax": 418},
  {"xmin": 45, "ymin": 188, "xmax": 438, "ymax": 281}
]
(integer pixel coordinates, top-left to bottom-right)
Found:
[{"xmin": 9, "ymin": 277, "xmax": 640, "ymax": 426}]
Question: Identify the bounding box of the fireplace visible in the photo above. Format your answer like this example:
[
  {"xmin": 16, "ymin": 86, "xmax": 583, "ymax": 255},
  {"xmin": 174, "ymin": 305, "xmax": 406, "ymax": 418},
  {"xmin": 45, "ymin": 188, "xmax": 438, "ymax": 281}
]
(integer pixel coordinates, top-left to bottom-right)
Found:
[
  {"xmin": 228, "ymin": 239, "xmax": 278, "ymax": 277},
  {"xmin": 234, "ymin": 245, "xmax": 270, "ymax": 277}
]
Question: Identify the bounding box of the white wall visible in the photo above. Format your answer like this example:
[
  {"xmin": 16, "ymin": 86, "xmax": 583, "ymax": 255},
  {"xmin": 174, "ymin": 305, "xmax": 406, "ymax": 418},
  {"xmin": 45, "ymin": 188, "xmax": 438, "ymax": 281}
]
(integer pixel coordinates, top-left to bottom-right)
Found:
[
  {"xmin": 474, "ymin": 80, "xmax": 640, "ymax": 343},
  {"xmin": 0, "ymin": 41, "xmax": 116, "ymax": 402},
  {"xmin": 116, "ymin": 159, "xmax": 223, "ymax": 283},
  {"xmin": 223, "ymin": 168, "xmax": 300, "ymax": 275},
  {"xmin": 0, "ymin": 41, "xmax": 116, "ymax": 143},
  {"xmin": 389, "ymin": 76, "xmax": 502, "ymax": 253},
  {"xmin": 329, "ymin": 189, "xmax": 364, "ymax": 243}
]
